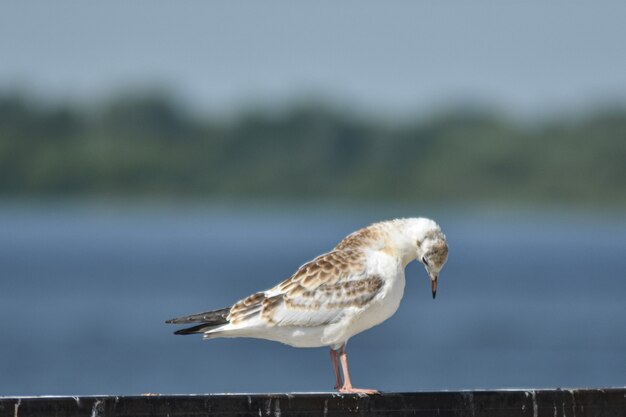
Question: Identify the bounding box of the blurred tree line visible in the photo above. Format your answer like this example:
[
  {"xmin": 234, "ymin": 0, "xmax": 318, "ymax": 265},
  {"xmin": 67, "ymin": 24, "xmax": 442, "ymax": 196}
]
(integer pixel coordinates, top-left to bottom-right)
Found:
[{"xmin": 1, "ymin": 91, "xmax": 625, "ymax": 204}]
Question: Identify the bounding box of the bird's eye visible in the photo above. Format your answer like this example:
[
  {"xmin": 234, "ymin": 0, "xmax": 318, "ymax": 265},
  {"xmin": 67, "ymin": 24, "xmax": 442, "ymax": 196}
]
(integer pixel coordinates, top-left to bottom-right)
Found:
[{"xmin": 422, "ymin": 257, "xmax": 429, "ymax": 266}]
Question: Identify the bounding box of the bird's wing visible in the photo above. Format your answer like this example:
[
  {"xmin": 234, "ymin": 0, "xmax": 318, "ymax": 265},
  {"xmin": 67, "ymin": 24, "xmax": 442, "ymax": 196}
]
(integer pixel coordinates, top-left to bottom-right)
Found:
[{"xmin": 228, "ymin": 250, "xmax": 384, "ymax": 328}]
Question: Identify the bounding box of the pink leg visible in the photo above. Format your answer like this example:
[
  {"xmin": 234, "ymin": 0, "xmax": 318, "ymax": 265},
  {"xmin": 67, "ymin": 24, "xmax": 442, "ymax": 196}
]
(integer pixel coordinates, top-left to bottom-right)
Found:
[
  {"xmin": 329, "ymin": 349, "xmax": 343, "ymax": 390},
  {"xmin": 336, "ymin": 344, "xmax": 379, "ymax": 394}
]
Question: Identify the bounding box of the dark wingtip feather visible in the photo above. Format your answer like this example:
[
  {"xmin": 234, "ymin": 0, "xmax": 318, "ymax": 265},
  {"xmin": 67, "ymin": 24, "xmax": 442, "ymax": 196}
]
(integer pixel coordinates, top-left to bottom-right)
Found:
[
  {"xmin": 174, "ymin": 327, "xmax": 197, "ymax": 335},
  {"xmin": 167, "ymin": 307, "xmax": 231, "ymax": 335},
  {"xmin": 165, "ymin": 317, "xmax": 190, "ymax": 324},
  {"xmin": 173, "ymin": 322, "xmax": 222, "ymax": 336},
  {"xmin": 165, "ymin": 307, "xmax": 230, "ymax": 325}
]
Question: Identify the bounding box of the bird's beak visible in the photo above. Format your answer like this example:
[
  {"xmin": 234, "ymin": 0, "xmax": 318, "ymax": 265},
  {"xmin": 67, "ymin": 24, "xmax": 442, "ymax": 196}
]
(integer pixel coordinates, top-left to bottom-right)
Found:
[{"xmin": 430, "ymin": 275, "xmax": 438, "ymax": 299}]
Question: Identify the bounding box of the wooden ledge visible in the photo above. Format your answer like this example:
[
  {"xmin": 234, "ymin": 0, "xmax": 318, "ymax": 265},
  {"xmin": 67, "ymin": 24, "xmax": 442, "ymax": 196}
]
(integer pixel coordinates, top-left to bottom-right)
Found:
[{"xmin": 1, "ymin": 388, "xmax": 625, "ymax": 417}]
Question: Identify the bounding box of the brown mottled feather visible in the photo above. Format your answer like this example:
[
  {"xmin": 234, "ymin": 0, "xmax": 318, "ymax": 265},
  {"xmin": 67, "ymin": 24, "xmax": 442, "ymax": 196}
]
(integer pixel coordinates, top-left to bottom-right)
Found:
[
  {"xmin": 227, "ymin": 248, "xmax": 384, "ymax": 328},
  {"xmin": 334, "ymin": 226, "xmax": 381, "ymax": 251}
]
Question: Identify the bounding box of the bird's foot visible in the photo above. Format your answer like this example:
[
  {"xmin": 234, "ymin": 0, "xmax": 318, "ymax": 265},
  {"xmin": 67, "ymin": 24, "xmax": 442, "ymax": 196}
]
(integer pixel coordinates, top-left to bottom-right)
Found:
[{"xmin": 337, "ymin": 386, "xmax": 379, "ymax": 395}]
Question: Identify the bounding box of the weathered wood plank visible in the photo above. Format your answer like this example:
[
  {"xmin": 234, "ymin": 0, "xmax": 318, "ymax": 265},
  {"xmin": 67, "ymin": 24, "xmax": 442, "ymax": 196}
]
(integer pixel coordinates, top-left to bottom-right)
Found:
[{"xmin": 1, "ymin": 388, "xmax": 625, "ymax": 417}]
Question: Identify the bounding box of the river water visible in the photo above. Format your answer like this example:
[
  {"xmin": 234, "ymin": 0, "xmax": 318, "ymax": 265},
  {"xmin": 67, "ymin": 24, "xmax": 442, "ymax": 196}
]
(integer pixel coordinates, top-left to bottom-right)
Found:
[{"xmin": 1, "ymin": 203, "xmax": 624, "ymax": 395}]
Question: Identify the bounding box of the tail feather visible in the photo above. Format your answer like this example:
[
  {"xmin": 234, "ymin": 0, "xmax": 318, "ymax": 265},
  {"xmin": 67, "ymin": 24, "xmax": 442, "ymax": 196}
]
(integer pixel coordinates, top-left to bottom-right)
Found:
[{"xmin": 166, "ymin": 306, "xmax": 230, "ymax": 335}]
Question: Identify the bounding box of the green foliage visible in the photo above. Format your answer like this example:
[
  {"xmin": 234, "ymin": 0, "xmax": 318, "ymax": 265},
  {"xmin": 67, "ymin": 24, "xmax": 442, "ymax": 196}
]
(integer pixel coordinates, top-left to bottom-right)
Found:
[{"xmin": 1, "ymin": 92, "xmax": 625, "ymax": 204}]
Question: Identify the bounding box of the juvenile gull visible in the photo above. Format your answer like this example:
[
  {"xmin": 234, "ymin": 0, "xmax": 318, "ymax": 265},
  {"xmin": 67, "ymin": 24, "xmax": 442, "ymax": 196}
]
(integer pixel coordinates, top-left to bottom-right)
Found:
[{"xmin": 166, "ymin": 217, "xmax": 448, "ymax": 394}]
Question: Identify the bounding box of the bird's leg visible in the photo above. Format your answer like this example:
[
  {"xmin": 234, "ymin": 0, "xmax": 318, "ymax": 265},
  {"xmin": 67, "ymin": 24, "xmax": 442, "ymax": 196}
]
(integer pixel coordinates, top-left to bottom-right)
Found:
[
  {"xmin": 329, "ymin": 348, "xmax": 343, "ymax": 390},
  {"xmin": 336, "ymin": 344, "xmax": 379, "ymax": 394}
]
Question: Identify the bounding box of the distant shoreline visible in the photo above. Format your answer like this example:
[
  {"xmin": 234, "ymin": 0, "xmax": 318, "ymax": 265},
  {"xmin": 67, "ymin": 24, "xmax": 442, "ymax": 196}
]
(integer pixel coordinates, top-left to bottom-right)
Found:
[{"xmin": 2, "ymin": 92, "xmax": 625, "ymax": 205}]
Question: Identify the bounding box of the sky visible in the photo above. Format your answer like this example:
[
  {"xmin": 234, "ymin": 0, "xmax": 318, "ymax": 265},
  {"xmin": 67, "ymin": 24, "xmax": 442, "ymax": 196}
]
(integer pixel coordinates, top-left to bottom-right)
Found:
[{"xmin": 1, "ymin": 1, "xmax": 626, "ymax": 117}]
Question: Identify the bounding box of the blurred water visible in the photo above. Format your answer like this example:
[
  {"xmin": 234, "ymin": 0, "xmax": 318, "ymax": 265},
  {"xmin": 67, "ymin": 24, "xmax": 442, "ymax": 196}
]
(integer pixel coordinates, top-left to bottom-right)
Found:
[{"xmin": 0, "ymin": 203, "xmax": 624, "ymax": 395}]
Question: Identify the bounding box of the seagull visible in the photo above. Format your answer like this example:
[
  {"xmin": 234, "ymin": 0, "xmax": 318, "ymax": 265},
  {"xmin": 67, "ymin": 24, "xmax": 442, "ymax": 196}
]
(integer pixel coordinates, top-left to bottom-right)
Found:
[{"xmin": 166, "ymin": 217, "xmax": 448, "ymax": 394}]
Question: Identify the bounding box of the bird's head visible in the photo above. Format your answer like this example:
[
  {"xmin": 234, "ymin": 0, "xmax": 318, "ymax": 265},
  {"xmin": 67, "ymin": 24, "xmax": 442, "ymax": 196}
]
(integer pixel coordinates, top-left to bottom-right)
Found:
[
  {"xmin": 397, "ymin": 218, "xmax": 448, "ymax": 299},
  {"xmin": 417, "ymin": 231, "xmax": 448, "ymax": 299},
  {"xmin": 387, "ymin": 217, "xmax": 449, "ymax": 298}
]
